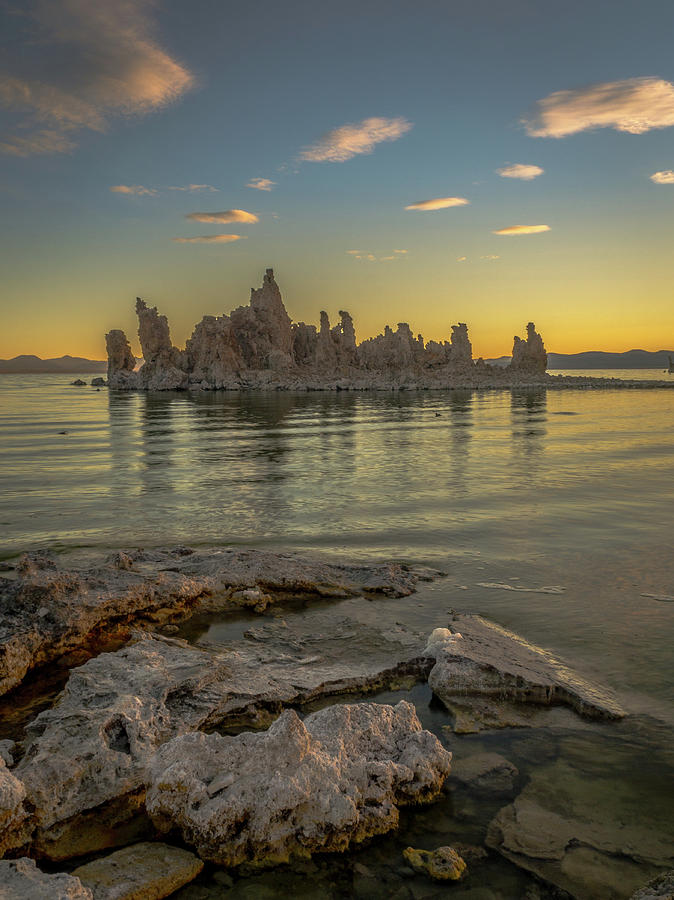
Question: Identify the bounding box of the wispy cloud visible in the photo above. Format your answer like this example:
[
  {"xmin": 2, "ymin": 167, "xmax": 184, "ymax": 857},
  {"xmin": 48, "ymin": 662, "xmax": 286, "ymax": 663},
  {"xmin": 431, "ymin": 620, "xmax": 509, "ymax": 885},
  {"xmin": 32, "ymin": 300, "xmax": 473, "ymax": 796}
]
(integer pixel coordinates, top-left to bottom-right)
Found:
[
  {"xmin": 497, "ymin": 163, "xmax": 544, "ymax": 180},
  {"xmin": 481, "ymin": 254, "xmax": 500, "ymax": 259},
  {"xmin": 173, "ymin": 234, "xmax": 246, "ymax": 244},
  {"xmin": 186, "ymin": 209, "xmax": 259, "ymax": 224},
  {"xmin": 524, "ymin": 77, "xmax": 674, "ymax": 138},
  {"xmin": 300, "ymin": 116, "xmax": 412, "ymax": 162},
  {"xmin": 650, "ymin": 170, "xmax": 674, "ymax": 184},
  {"xmin": 346, "ymin": 249, "xmax": 405, "ymax": 262},
  {"xmin": 0, "ymin": 0, "xmax": 194, "ymax": 156},
  {"xmin": 247, "ymin": 177, "xmax": 276, "ymax": 191},
  {"xmin": 405, "ymin": 197, "xmax": 469, "ymax": 211},
  {"xmin": 0, "ymin": 128, "xmax": 76, "ymax": 156},
  {"xmin": 456, "ymin": 256, "xmax": 467, "ymax": 262},
  {"xmin": 168, "ymin": 184, "xmax": 218, "ymax": 193},
  {"xmin": 110, "ymin": 184, "xmax": 158, "ymax": 196},
  {"xmin": 493, "ymin": 224, "xmax": 550, "ymax": 235}
]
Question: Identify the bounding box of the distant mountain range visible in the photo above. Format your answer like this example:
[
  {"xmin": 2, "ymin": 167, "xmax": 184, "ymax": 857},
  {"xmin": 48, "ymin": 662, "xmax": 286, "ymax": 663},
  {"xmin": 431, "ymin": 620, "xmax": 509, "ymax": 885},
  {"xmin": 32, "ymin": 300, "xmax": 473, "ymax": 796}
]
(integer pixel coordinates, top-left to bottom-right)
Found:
[
  {"xmin": 487, "ymin": 349, "xmax": 674, "ymax": 369},
  {"xmin": 0, "ymin": 355, "xmax": 108, "ymax": 373},
  {"xmin": 1, "ymin": 348, "xmax": 672, "ymax": 374}
]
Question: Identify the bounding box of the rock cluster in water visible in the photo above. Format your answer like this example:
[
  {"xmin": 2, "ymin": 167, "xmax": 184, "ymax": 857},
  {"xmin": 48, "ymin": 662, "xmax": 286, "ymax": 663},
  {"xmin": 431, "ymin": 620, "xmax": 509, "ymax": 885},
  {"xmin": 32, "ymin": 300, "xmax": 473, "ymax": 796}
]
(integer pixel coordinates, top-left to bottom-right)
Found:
[
  {"xmin": 0, "ymin": 545, "xmax": 659, "ymax": 900},
  {"xmin": 106, "ymin": 268, "xmax": 548, "ymax": 390}
]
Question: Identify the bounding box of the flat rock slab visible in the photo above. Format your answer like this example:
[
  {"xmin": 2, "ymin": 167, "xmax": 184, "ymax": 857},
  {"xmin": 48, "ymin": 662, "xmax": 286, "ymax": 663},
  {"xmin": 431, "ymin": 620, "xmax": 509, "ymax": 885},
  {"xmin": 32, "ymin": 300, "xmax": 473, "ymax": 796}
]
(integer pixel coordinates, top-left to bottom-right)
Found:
[
  {"xmin": 14, "ymin": 617, "xmax": 433, "ymax": 861},
  {"xmin": 449, "ymin": 752, "xmax": 518, "ymax": 794},
  {"xmin": 0, "ymin": 857, "xmax": 92, "ymax": 899},
  {"xmin": 72, "ymin": 842, "xmax": 203, "ymax": 899},
  {"xmin": 0, "ymin": 546, "xmax": 439, "ymax": 697},
  {"xmin": 147, "ymin": 700, "xmax": 452, "ymax": 868},
  {"xmin": 424, "ymin": 617, "xmax": 624, "ymax": 732},
  {"xmin": 486, "ymin": 734, "xmax": 674, "ymax": 900}
]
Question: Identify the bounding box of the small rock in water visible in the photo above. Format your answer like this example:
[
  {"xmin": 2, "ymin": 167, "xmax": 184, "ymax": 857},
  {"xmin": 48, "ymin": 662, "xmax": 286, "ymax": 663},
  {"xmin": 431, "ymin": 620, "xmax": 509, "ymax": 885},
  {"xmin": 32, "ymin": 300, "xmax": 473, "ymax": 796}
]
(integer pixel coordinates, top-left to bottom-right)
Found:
[
  {"xmin": 72, "ymin": 841, "xmax": 203, "ymax": 900},
  {"xmin": 70, "ymin": 379, "xmax": 86, "ymax": 386},
  {"xmin": 402, "ymin": 846, "xmax": 467, "ymax": 881}
]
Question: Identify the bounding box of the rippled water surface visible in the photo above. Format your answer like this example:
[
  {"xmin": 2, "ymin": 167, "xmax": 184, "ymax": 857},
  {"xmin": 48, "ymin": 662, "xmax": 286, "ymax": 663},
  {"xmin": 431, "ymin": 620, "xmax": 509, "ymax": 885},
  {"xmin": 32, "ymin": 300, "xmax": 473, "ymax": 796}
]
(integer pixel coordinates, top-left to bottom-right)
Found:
[{"xmin": 1, "ymin": 373, "xmax": 674, "ymax": 716}]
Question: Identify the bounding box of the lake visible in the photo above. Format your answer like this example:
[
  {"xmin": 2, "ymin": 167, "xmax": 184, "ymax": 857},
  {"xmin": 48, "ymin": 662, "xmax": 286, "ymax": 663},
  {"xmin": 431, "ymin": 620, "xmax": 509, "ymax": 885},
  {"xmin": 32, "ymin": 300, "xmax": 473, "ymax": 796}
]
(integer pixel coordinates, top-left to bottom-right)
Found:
[{"xmin": 1, "ymin": 372, "xmax": 673, "ymax": 898}]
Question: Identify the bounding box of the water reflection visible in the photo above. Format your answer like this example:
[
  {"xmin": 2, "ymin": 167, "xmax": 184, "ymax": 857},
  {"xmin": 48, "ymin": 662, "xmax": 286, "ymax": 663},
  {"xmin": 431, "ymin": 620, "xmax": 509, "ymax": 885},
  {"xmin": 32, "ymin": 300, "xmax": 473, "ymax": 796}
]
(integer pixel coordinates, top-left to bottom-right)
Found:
[{"xmin": 510, "ymin": 388, "xmax": 547, "ymax": 467}]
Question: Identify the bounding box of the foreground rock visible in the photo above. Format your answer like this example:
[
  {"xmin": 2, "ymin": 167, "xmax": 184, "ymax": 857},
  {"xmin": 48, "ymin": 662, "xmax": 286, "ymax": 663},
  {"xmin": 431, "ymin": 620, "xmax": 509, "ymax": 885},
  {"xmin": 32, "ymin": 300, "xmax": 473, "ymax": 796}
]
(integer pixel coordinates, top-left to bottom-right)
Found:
[
  {"xmin": 403, "ymin": 845, "xmax": 467, "ymax": 881},
  {"xmin": 0, "ymin": 545, "xmax": 437, "ymax": 697},
  {"xmin": 424, "ymin": 617, "xmax": 625, "ymax": 732},
  {"xmin": 107, "ymin": 267, "xmax": 552, "ymax": 391},
  {"xmin": 146, "ymin": 701, "xmax": 452, "ymax": 868},
  {"xmin": 0, "ymin": 857, "xmax": 92, "ymax": 899},
  {"xmin": 72, "ymin": 842, "xmax": 203, "ymax": 900},
  {"xmin": 486, "ymin": 732, "xmax": 674, "ymax": 899},
  {"xmin": 14, "ymin": 619, "xmax": 433, "ymax": 860},
  {"xmin": 0, "ymin": 757, "xmax": 30, "ymax": 857}
]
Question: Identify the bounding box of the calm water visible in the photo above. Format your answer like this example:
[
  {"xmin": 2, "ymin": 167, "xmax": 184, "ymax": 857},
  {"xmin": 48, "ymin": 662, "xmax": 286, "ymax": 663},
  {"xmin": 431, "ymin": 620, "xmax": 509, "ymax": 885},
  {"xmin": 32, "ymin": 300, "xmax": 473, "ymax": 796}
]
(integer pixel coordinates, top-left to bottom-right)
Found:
[
  {"xmin": 1, "ymin": 372, "xmax": 674, "ymax": 717},
  {"xmin": 2, "ymin": 373, "xmax": 674, "ymax": 898}
]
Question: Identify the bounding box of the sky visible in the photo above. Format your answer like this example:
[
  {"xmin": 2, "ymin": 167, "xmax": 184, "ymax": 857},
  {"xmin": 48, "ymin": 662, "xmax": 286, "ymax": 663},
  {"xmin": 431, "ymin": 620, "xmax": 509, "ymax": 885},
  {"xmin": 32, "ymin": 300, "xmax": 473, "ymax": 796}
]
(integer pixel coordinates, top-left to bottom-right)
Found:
[{"xmin": 0, "ymin": 0, "xmax": 673, "ymax": 360}]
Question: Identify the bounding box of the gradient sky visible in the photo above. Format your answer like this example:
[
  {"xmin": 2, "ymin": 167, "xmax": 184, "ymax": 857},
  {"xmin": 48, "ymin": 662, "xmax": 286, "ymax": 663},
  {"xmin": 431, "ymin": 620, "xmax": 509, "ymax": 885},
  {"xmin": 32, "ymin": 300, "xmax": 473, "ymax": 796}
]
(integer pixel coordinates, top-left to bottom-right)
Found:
[{"xmin": 1, "ymin": 0, "xmax": 673, "ymax": 360}]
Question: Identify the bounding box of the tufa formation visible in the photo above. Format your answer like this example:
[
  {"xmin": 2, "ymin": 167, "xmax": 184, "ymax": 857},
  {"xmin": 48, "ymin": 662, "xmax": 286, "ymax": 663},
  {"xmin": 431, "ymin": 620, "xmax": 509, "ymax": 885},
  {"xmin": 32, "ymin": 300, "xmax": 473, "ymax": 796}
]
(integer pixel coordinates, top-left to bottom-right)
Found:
[{"xmin": 106, "ymin": 268, "xmax": 548, "ymax": 390}]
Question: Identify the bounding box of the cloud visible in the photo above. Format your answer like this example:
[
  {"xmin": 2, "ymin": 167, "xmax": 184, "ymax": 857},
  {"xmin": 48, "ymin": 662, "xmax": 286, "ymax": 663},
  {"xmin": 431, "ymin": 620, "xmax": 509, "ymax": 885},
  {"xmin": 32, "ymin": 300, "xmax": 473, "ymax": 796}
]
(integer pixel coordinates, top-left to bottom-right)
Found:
[
  {"xmin": 247, "ymin": 177, "xmax": 275, "ymax": 191},
  {"xmin": 524, "ymin": 77, "xmax": 674, "ymax": 138},
  {"xmin": 168, "ymin": 184, "xmax": 218, "ymax": 192},
  {"xmin": 0, "ymin": 0, "xmax": 194, "ymax": 156},
  {"xmin": 497, "ymin": 163, "xmax": 544, "ymax": 180},
  {"xmin": 650, "ymin": 170, "xmax": 674, "ymax": 184},
  {"xmin": 110, "ymin": 184, "xmax": 157, "ymax": 196},
  {"xmin": 347, "ymin": 249, "xmax": 405, "ymax": 262},
  {"xmin": 173, "ymin": 234, "xmax": 246, "ymax": 244},
  {"xmin": 493, "ymin": 224, "xmax": 550, "ymax": 235},
  {"xmin": 300, "ymin": 116, "xmax": 412, "ymax": 162},
  {"xmin": 0, "ymin": 128, "xmax": 76, "ymax": 156},
  {"xmin": 481, "ymin": 254, "xmax": 500, "ymax": 259},
  {"xmin": 456, "ymin": 256, "xmax": 467, "ymax": 262},
  {"xmin": 185, "ymin": 209, "xmax": 259, "ymax": 224},
  {"xmin": 405, "ymin": 197, "xmax": 469, "ymax": 211}
]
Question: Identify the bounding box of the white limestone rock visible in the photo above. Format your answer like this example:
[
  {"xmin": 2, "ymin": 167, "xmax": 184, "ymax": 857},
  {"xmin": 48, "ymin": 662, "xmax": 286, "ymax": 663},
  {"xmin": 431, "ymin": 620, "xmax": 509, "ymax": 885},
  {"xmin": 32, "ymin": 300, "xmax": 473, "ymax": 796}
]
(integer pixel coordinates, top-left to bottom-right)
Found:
[
  {"xmin": 14, "ymin": 614, "xmax": 434, "ymax": 860},
  {"xmin": 146, "ymin": 700, "xmax": 452, "ymax": 868},
  {"xmin": 0, "ymin": 545, "xmax": 436, "ymax": 697},
  {"xmin": 424, "ymin": 617, "xmax": 624, "ymax": 731},
  {"xmin": 0, "ymin": 858, "xmax": 92, "ymax": 899}
]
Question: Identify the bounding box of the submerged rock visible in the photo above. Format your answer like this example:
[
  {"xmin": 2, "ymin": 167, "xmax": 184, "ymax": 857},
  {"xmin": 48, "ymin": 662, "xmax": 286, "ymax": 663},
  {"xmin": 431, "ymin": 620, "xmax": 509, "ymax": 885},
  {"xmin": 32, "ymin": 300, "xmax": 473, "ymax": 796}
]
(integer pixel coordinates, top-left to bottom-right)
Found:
[
  {"xmin": 0, "ymin": 857, "xmax": 92, "ymax": 899},
  {"xmin": 402, "ymin": 845, "xmax": 467, "ymax": 881},
  {"xmin": 449, "ymin": 751, "xmax": 519, "ymax": 794},
  {"xmin": 146, "ymin": 701, "xmax": 452, "ymax": 868},
  {"xmin": 107, "ymin": 267, "xmax": 551, "ymax": 391},
  {"xmin": 486, "ymin": 733, "xmax": 674, "ymax": 899},
  {"xmin": 0, "ymin": 545, "xmax": 437, "ymax": 697},
  {"xmin": 424, "ymin": 617, "xmax": 624, "ymax": 732},
  {"xmin": 72, "ymin": 842, "xmax": 203, "ymax": 900}
]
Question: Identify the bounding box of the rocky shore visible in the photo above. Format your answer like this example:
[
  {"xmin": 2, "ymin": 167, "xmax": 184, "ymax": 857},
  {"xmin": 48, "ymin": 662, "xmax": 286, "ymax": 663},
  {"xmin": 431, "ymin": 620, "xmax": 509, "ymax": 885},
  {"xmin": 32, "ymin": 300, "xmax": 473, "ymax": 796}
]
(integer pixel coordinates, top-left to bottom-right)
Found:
[{"xmin": 0, "ymin": 546, "xmax": 671, "ymax": 899}]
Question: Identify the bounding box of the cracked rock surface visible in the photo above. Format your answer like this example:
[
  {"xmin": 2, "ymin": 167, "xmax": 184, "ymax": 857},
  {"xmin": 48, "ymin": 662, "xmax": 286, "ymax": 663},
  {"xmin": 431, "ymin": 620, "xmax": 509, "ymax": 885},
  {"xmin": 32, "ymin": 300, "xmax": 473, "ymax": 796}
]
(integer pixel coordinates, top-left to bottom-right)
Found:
[{"xmin": 146, "ymin": 701, "xmax": 452, "ymax": 868}]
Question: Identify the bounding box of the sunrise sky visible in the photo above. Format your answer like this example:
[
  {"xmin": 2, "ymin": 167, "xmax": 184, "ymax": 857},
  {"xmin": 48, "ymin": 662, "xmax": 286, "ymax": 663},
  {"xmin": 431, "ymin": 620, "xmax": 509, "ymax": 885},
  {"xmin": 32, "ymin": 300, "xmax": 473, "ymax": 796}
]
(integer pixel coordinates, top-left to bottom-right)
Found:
[{"xmin": 1, "ymin": 0, "xmax": 673, "ymax": 360}]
